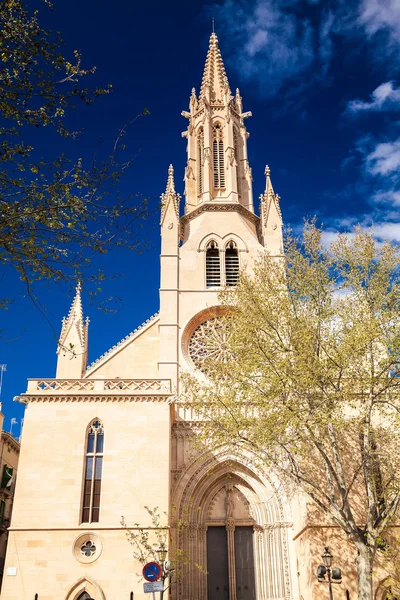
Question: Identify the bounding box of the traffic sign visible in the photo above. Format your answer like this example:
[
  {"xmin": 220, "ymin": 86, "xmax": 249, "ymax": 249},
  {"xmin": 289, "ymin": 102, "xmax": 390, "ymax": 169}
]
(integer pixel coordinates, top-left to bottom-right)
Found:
[
  {"xmin": 144, "ymin": 582, "xmax": 164, "ymax": 593},
  {"xmin": 143, "ymin": 562, "xmax": 162, "ymax": 582}
]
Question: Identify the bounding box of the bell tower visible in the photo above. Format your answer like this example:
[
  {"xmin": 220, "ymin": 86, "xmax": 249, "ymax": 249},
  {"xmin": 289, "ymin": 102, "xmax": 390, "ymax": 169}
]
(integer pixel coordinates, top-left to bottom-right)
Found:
[{"xmin": 158, "ymin": 32, "xmax": 284, "ymax": 389}]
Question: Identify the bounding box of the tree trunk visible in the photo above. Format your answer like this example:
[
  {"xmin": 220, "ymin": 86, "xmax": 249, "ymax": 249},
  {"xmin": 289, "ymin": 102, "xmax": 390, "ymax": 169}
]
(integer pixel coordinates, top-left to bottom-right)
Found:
[{"xmin": 356, "ymin": 544, "xmax": 374, "ymax": 600}]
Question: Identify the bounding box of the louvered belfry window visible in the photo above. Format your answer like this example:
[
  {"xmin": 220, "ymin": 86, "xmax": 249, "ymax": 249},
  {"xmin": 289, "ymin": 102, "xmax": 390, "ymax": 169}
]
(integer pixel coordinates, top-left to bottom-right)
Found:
[
  {"xmin": 82, "ymin": 419, "xmax": 104, "ymax": 523},
  {"xmin": 206, "ymin": 241, "xmax": 221, "ymax": 287},
  {"xmin": 213, "ymin": 123, "xmax": 225, "ymax": 189},
  {"xmin": 225, "ymin": 241, "xmax": 239, "ymax": 286},
  {"xmin": 197, "ymin": 128, "xmax": 204, "ymax": 195}
]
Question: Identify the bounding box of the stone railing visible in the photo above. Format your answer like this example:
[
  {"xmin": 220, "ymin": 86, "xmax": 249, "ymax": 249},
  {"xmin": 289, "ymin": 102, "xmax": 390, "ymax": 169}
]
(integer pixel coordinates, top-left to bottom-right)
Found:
[{"xmin": 26, "ymin": 379, "xmax": 171, "ymax": 394}]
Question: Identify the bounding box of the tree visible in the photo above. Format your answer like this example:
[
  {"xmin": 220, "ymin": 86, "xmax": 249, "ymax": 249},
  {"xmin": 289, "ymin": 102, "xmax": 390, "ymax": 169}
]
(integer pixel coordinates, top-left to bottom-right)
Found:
[
  {"xmin": 0, "ymin": 0, "xmax": 148, "ymax": 317},
  {"xmin": 182, "ymin": 223, "xmax": 400, "ymax": 600}
]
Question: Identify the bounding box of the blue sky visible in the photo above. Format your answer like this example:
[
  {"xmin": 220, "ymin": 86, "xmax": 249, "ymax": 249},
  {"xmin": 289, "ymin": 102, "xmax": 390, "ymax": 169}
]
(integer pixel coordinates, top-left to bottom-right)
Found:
[{"xmin": 1, "ymin": 0, "xmax": 400, "ymax": 432}]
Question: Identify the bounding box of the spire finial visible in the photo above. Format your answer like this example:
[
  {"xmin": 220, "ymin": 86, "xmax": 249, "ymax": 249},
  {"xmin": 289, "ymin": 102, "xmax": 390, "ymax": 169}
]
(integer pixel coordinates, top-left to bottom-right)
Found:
[
  {"xmin": 265, "ymin": 165, "xmax": 271, "ymax": 177},
  {"xmin": 161, "ymin": 164, "xmax": 180, "ymax": 223},
  {"xmin": 166, "ymin": 164, "xmax": 175, "ymax": 194},
  {"xmin": 212, "ymin": 17, "xmax": 215, "ymax": 33}
]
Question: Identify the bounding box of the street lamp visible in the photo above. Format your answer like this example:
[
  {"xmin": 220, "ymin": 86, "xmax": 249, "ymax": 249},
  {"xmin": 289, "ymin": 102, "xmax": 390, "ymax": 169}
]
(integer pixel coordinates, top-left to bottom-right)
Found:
[
  {"xmin": 157, "ymin": 542, "xmax": 168, "ymax": 565},
  {"xmin": 317, "ymin": 547, "xmax": 342, "ymax": 600},
  {"xmin": 156, "ymin": 543, "xmax": 174, "ymax": 600}
]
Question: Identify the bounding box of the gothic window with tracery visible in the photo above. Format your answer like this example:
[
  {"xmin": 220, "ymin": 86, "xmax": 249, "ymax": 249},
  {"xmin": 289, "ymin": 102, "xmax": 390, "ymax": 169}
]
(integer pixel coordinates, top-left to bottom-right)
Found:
[
  {"xmin": 206, "ymin": 241, "xmax": 221, "ymax": 287},
  {"xmin": 234, "ymin": 128, "xmax": 241, "ymax": 196},
  {"xmin": 225, "ymin": 241, "xmax": 239, "ymax": 286},
  {"xmin": 81, "ymin": 419, "xmax": 104, "ymax": 523},
  {"xmin": 213, "ymin": 123, "xmax": 225, "ymax": 189},
  {"xmin": 197, "ymin": 128, "xmax": 204, "ymax": 195}
]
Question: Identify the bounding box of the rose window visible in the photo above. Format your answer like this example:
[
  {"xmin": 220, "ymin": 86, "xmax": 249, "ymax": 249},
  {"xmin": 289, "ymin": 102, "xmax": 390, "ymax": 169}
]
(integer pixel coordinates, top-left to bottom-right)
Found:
[
  {"xmin": 81, "ymin": 541, "xmax": 96, "ymax": 557},
  {"xmin": 188, "ymin": 317, "xmax": 231, "ymax": 372}
]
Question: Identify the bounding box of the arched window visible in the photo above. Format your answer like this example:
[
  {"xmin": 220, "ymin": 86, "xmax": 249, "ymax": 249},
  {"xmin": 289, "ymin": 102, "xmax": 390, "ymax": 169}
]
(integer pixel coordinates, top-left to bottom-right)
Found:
[
  {"xmin": 197, "ymin": 127, "xmax": 204, "ymax": 195},
  {"xmin": 213, "ymin": 123, "xmax": 225, "ymax": 189},
  {"xmin": 82, "ymin": 419, "xmax": 104, "ymax": 523},
  {"xmin": 234, "ymin": 128, "xmax": 241, "ymax": 196},
  {"xmin": 225, "ymin": 241, "xmax": 239, "ymax": 286},
  {"xmin": 206, "ymin": 241, "xmax": 221, "ymax": 287}
]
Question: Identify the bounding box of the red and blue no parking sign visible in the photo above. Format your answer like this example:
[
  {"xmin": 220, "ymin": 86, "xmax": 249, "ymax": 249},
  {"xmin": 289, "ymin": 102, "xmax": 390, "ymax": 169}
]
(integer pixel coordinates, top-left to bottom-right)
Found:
[{"xmin": 143, "ymin": 562, "xmax": 162, "ymax": 582}]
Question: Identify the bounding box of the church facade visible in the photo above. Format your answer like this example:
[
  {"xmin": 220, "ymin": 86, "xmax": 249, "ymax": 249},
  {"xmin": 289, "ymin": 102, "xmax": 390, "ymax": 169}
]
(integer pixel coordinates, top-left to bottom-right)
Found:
[{"xmin": 1, "ymin": 33, "xmax": 392, "ymax": 600}]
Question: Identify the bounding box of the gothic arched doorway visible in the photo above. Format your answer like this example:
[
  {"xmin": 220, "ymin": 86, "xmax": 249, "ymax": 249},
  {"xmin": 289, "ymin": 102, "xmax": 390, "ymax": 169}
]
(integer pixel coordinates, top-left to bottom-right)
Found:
[
  {"xmin": 65, "ymin": 577, "xmax": 105, "ymax": 600},
  {"xmin": 172, "ymin": 452, "xmax": 294, "ymax": 600}
]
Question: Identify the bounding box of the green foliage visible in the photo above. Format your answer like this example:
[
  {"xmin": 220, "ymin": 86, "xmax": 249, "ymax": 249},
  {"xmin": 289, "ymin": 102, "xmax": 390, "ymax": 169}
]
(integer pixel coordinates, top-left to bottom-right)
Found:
[
  {"xmin": 182, "ymin": 223, "xmax": 400, "ymax": 598},
  {"xmin": 0, "ymin": 0, "xmax": 149, "ymax": 315},
  {"xmin": 122, "ymin": 506, "xmax": 168, "ymax": 570},
  {"xmin": 122, "ymin": 505, "xmax": 204, "ymax": 583}
]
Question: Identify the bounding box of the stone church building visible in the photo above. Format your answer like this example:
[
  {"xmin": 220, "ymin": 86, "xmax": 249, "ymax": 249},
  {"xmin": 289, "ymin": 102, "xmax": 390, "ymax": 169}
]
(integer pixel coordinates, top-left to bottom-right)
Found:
[{"xmin": 1, "ymin": 33, "xmax": 394, "ymax": 600}]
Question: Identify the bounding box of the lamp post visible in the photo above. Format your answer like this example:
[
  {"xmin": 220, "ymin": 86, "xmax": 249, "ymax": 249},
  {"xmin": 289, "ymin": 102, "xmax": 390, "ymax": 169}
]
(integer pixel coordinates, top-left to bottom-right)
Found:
[
  {"xmin": 156, "ymin": 543, "xmax": 174, "ymax": 600},
  {"xmin": 317, "ymin": 547, "xmax": 342, "ymax": 600}
]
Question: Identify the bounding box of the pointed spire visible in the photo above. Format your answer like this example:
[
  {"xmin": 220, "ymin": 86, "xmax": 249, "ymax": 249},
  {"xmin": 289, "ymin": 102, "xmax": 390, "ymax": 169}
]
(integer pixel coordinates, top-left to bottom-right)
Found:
[
  {"xmin": 259, "ymin": 165, "xmax": 283, "ymax": 252},
  {"xmin": 56, "ymin": 281, "xmax": 89, "ymax": 378},
  {"xmin": 59, "ymin": 281, "xmax": 84, "ymax": 347},
  {"xmin": 200, "ymin": 32, "xmax": 231, "ymax": 102},
  {"xmin": 260, "ymin": 165, "xmax": 283, "ymax": 223},
  {"xmin": 161, "ymin": 164, "xmax": 181, "ymax": 224}
]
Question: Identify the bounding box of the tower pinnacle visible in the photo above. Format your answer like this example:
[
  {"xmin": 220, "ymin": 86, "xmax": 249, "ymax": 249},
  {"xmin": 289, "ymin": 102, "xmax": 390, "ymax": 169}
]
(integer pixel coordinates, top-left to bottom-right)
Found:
[
  {"xmin": 259, "ymin": 166, "xmax": 283, "ymax": 254},
  {"xmin": 56, "ymin": 282, "xmax": 89, "ymax": 378},
  {"xmin": 160, "ymin": 164, "xmax": 181, "ymax": 225}
]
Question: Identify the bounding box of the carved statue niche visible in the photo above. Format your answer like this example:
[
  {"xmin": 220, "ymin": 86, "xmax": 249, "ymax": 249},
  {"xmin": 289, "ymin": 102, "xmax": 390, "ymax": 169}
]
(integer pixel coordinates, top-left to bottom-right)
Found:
[{"xmin": 225, "ymin": 484, "xmax": 235, "ymax": 519}]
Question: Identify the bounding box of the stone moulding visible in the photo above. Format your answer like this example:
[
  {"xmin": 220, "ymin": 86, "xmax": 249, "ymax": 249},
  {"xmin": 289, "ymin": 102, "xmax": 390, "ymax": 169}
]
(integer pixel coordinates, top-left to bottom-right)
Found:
[
  {"xmin": 15, "ymin": 394, "xmax": 171, "ymax": 404},
  {"xmin": 180, "ymin": 201, "xmax": 260, "ymax": 229}
]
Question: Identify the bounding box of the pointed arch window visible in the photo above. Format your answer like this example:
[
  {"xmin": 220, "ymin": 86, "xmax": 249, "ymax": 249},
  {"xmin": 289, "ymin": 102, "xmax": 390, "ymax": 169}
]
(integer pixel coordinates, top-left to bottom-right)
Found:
[
  {"xmin": 81, "ymin": 419, "xmax": 104, "ymax": 523},
  {"xmin": 213, "ymin": 123, "xmax": 225, "ymax": 189},
  {"xmin": 225, "ymin": 241, "xmax": 239, "ymax": 286},
  {"xmin": 206, "ymin": 241, "xmax": 221, "ymax": 287},
  {"xmin": 234, "ymin": 128, "xmax": 241, "ymax": 196},
  {"xmin": 197, "ymin": 127, "xmax": 204, "ymax": 195}
]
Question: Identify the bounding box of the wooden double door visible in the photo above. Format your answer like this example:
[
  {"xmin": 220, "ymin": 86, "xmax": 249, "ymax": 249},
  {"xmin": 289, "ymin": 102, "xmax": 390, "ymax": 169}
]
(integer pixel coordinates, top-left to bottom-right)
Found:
[{"xmin": 207, "ymin": 526, "xmax": 256, "ymax": 600}]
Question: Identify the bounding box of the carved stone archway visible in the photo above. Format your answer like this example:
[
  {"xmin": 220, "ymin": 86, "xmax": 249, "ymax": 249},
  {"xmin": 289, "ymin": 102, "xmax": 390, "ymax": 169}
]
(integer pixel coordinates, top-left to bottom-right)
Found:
[{"xmin": 172, "ymin": 450, "xmax": 294, "ymax": 600}]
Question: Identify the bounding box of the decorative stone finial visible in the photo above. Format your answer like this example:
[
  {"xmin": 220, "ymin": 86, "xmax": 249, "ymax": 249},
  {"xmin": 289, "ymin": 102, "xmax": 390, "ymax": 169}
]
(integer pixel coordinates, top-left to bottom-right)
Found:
[
  {"xmin": 210, "ymin": 32, "xmax": 218, "ymax": 46},
  {"xmin": 265, "ymin": 165, "xmax": 271, "ymax": 177},
  {"xmin": 166, "ymin": 164, "xmax": 175, "ymax": 194},
  {"xmin": 161, "ymin": 164, "xmax": 181, "ymax": 223}
]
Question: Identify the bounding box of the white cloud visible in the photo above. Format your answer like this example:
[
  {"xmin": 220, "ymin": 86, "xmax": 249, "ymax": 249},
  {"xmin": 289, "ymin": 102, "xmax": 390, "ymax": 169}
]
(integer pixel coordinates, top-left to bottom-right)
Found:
[
  {"xmin": 211, "ymin": 0, "xmax": 331, "ymax": 97},
  {"xmin": 347, "ymin": 81, "xmax": 400, "ymax": 113},
  {"xmin": 372, "ymin": 190, "xmax": 400, "ymax": 206},
  {"xmin": 208, "ymin": 0, "xmax": 400, "ymax": 101},
  {"xmin": 357, "ymin": 0, "xmax": 400, "ymax": 45},
  {"xmin": 371, "ymin": 222, "xmax": 400, "ymax": 241},
  {"xmin": 365, "ymin": 139, "xmax": 400, "ymax": 176}
]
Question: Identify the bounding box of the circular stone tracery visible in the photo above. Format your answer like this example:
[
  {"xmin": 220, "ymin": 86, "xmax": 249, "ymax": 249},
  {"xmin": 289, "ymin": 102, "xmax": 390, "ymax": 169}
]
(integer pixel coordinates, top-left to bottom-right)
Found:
[
  {"xmin": 188, "ymin": 316, "xmax": 232, "ymax": 372},
  {"xmin": 81, "ymin": 541, "xmax": 96, "ymax": 557}
]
